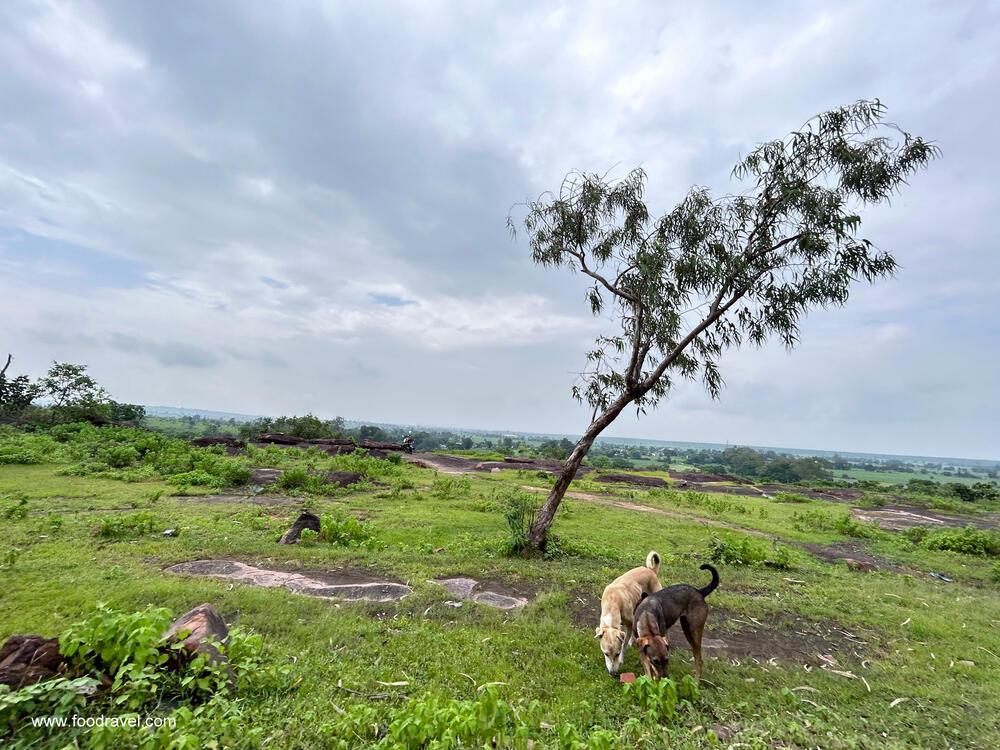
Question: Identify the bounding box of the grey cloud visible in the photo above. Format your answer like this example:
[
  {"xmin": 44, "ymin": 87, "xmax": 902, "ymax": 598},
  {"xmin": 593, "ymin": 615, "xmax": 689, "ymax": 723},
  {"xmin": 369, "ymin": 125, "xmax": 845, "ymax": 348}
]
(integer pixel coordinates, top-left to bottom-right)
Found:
[
  {"xmin": 108, "ymin": 334, "xmax": 221, "ymax": 369},
  {"xmin": 1, "ymin": 0, "xmax": 997, "ymax": 458}
]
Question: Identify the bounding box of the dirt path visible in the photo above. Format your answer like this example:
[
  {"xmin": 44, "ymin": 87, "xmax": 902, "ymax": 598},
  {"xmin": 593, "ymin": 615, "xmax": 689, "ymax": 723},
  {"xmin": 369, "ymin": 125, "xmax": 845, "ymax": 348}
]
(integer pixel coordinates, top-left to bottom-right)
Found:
[{"xmin": 520, "ymin": 485, "xmax": 770, "ymax": 536}]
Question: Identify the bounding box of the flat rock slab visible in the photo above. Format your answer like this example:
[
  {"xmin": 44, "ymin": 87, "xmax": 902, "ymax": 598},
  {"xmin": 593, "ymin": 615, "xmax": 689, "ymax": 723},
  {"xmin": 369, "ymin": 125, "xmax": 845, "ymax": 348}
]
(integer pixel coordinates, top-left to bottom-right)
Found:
[
  {"xmin": 432, "ymin": 577, "xmax": 529, "ymax": 610},
  {"xmin": 167, "ymin": 560, "xmax": 412, "ymax": 602},
  {"xmin": 853, "ymin": 505, "xmax": 997, "ymax": 531}
]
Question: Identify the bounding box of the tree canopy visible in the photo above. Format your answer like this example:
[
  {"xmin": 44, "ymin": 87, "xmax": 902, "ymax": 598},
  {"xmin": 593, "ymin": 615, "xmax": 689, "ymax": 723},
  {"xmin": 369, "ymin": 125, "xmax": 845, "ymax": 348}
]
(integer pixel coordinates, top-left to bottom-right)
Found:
[{"xmin": 510, "ymin": 99, "xmax": 938, "ymax": 550}]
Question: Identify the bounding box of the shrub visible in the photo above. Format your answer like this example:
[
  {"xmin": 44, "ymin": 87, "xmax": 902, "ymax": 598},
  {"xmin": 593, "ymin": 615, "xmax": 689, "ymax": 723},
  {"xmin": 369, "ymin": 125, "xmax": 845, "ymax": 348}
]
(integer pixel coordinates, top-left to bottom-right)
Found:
[
  {"xmin": 904, "ymin": 526, "xmax": 929, "ymax": 545},
  {"xmin": 495, "ymin": 487, "xmax": 541, "ymax": 555},
  {"xmin": 832, "ymin": 514, "xmax": 882, "ymax": 539},
  {"xmin": 166, "ymin": 469, "xmax": 219, "ymax": 487},
  {"xmin": 431, "ymin": 474, "xmax": 471, "ymax": 500},
  {"xmin": 274, "ymin": 467, "xmax": 329, "ymax": 494},
  {"xmin": 317, "ymin": 510, "xmax": 377, "ymax": 547},
  {"xmin": 328, "ymin": 449, "xmax": 401, "ymax": 481},
  {"xmin": 708, "ymin": 534, "xmax": 794, "ymax": 569},
  {"xmin": 623, "ymin": 675, "xmax": 699, "ymax": 723},
  {"xmin": 97, "ymin": 512, "xmax": 157, "ymax": 539},
  {"xmin": 0, "ymin": 428, "xmax": 61, "ymax": 464},
  {"xmin": 100, "ymin": 444, "xmax": 140, "ymax": 468},
  {"xmin": 922, "ymin": 526, "xmax": 1000, "ymax": 557},
  {"xmin": 1, "ymin": 497, "xmax": 28, "ymax": 520},
  {"xmin": 791, "ymin": 509, "xmax": 882, "ymax": 539},
  {"xmin": 774, "ymin": 492, "xmax": 811, "ymax": 503},
  {"xmin": 0, "ymin": 604, "xmax": 290, "ymax": 747}
]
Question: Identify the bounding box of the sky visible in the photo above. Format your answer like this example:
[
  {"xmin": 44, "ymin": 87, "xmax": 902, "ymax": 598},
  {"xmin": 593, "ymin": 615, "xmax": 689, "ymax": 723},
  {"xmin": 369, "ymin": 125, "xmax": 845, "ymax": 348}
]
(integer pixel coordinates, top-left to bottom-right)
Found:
[{"xmin": 1, "ymin": 1, "xmax": 998, "ymax": 460}]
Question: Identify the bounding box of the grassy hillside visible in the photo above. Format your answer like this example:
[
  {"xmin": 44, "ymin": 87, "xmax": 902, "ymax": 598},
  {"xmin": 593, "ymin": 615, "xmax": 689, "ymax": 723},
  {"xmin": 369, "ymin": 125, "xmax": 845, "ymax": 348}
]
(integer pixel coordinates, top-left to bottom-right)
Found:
[{"xmin": 1, "ymin": 425, "xmax": 999, "ymax": 748}]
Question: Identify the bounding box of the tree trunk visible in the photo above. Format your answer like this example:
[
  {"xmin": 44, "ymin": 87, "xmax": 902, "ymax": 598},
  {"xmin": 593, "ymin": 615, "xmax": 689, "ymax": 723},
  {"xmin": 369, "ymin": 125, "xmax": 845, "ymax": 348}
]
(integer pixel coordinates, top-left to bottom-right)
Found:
[{"xmin": 526, "ymin": 397, "xmax": 631, "ymax": 551}]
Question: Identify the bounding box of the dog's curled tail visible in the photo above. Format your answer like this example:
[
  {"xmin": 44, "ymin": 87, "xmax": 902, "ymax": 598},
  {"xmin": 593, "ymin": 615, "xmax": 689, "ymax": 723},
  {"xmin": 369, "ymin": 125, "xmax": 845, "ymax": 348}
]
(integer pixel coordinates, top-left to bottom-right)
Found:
[
  {"xmin": 645, "ymin": 550, "xmax": 660, "ymax": 573},
  {"xmin": 698, "ymin": 563, "xmax": 720, "ymax": 598}
]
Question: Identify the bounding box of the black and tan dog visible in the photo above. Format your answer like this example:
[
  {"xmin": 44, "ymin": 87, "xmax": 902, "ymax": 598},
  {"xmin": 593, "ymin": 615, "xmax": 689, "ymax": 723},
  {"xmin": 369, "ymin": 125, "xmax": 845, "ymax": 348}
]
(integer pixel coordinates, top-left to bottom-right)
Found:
[{"xmin": 632, "ymin": 563, "xmax": 719, "ymax": 682}]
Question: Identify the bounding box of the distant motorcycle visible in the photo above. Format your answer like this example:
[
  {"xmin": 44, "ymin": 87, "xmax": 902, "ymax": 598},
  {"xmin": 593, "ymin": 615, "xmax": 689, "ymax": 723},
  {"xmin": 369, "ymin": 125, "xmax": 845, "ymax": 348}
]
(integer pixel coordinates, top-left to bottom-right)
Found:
[{"xmin": 402, "ymin": 439, "xmax": 414, "ymax": 454}]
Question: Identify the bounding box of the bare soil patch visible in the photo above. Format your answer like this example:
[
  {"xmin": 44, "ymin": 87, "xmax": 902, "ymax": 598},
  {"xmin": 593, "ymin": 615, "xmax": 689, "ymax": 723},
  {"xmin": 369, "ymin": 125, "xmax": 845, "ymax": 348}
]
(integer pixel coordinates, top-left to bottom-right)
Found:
[
  {"xmin": 761, "ymin": 485, "xmax": 864, "ymax": 502},
  {"xmin": 669, "ymin": 470, "xmax": 744, "ymax": 484},
  {"xmin": 686, "ymin": 484, "xmax": 764, "ymax": 497},
  {"xmin": 406, "ymin": 453, "xmax": 592, "ymax": 476},
  {"xmin": 406, "ymin": 453, "xmax": 479, "ymax": 473},
  {"xmin": 800, "ymin": 542, "xmax": 909, "ymax": 574},
  {"xmin": 594, "ymin": 474, "xmax": 668, "ymax": 488},
  {"xmin": 568, "ymin": 595, "xmax": 867, "ymax": 665},
  {"xmin": 179, "ymin": 494, "xmax": 301, "ymax": 506}
]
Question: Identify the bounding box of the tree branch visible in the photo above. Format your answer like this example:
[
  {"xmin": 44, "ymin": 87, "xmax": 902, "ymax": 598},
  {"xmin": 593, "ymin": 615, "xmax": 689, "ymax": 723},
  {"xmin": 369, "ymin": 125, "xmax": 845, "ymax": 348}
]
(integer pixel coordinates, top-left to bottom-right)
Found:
[
  {"xmin": 0, "ymin": 354, "xmax": 11, "ymax": 379},
  {"xmin": 567, "ymin": 249, "xmax": 639, "ymax": 304}
]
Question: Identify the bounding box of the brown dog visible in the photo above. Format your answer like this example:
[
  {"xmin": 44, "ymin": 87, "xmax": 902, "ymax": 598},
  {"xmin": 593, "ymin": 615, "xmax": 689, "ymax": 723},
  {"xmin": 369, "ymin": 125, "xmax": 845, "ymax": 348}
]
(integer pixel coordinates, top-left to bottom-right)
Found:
[
  {"xmin": 596, "ymin": 551, "xmax": 661, "ymax": 675},
  {"xmin": 632, "ymin": 563, "xmax": 719, "ymax": 682}
]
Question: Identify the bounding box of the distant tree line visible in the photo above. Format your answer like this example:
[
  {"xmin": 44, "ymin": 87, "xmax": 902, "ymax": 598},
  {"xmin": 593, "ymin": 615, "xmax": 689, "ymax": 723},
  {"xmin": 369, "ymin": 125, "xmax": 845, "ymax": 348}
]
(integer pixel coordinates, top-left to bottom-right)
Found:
[
  {"xmin": 0, "ymin": 355, "xmax": 145, "ymax": 426},
  {"xmin": 688, "ymin": 446, "xmax": 833, "ymax": 484}
]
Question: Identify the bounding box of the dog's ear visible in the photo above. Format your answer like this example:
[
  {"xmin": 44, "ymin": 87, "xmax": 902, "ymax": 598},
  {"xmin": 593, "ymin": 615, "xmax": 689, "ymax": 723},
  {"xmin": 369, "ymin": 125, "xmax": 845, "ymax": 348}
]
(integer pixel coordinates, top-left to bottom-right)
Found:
[{"xmin": 594, "ymin": 626, "xmax": 604, "ymax": 639}]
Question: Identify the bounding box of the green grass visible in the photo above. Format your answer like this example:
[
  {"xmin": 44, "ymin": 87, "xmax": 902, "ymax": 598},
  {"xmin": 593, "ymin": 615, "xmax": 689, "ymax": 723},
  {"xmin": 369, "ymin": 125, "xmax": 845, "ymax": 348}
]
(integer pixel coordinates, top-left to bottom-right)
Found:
[
  {"xmin": 838, "ymin": 467, "xmax": 993, "ymax": 486},
  {"xmin": 1, "ymin": 426, "xmax": 999, "ymax": 748}
]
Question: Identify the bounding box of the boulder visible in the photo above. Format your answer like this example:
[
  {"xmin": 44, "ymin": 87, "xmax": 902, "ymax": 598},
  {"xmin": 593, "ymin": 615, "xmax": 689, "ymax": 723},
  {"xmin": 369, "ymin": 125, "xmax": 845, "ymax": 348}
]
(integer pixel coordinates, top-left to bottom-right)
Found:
[
  {"xmin": 190, "ymin": 436, "xmax": 246, "ymax": 450},
  {"xmin": 255, "ymin": 433, "xmax": 304, "ymax": 446},
  {"xmin": 163, "ymin": 604, "xmax": 233, "ymax": 689},
  {"xmin": 250, "ymin": 468, "xmax": 284, "ymax": 486},
  {"xmin": 0, "ymin": 634, "xmax": 63, "ymax": 688},
  {"xmin": 325, "ymin": 471, "xmax": 363, "ymax": 488},
  {"xmin": 278, "ymin": 511, "xmax": 321, "ymax": 544}
]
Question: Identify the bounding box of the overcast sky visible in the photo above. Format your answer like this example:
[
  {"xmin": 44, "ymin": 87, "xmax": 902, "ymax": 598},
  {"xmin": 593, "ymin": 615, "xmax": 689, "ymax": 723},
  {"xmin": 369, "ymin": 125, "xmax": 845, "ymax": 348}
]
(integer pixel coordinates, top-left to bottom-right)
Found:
[{"xmin": 2, "ymin": 1, "xmax": 998, "ymax": 460}]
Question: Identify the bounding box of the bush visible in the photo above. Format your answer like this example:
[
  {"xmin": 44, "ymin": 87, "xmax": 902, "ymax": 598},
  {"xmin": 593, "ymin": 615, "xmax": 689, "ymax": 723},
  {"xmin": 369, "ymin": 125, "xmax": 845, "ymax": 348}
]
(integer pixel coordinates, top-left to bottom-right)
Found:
[
  {"xmin": 317, "ymin": 510, "xmax": 377, "ymax": 547},
  {"xmin": 922, "ymin": 526, "xmax": 1000, "ymax": 557},
  {"xmin": 431, "ymin": 474, "xmax": 471, "ymax": 500},
  {"xmin": 623, "ymin": 675, "xmax": 699, "ymax": 723},
  {"xmin": 904, "ymin": 526, "xmax": 929, "ymax": 545},
  {"xmin": 97, "ymin": 512, "xmax": 157, "ymax": 539},
  {"xmin": 708, "ymin": 534, "xmax": 794, "ymax": 569},
  {"xmin": 1, "ymin": 497, "xmax": 28, "ymax": 520},
  {"xmin": 774, "ymin": 492, "xmax": 812, "ymax": 503},
  {"xmin": 0, "ymin": 604, "xmax": 290, "ymax": 748},
  {"xmin": 791, "ymin": 509, "xmax": 882, "ymax": 539},
  {"xmin": 495, "ymin": 487, "xmax": 541, "ymax": 555}
]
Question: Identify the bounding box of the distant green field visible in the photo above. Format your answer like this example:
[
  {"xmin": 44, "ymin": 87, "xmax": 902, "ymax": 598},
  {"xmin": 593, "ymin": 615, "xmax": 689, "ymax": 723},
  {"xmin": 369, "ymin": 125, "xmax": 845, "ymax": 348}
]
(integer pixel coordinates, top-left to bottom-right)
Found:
[{"xmin": 839, "ymin": 467, "xmax": 995, "ymax": 487}]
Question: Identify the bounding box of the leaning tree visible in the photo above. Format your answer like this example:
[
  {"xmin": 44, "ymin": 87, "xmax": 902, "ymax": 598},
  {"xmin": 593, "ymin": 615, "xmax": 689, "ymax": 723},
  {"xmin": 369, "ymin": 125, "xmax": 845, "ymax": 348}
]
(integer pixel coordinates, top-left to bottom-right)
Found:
[{"xmin": 509, "ymin": 100, "xmax": 937, "ymax": 552}]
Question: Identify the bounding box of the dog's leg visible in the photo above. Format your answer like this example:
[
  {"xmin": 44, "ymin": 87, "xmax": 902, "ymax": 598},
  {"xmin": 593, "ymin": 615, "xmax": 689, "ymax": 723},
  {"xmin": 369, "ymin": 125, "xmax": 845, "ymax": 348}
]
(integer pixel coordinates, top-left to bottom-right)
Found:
[{"xmin": 680, "ymin": 615, "xmax": 704, "ymax": 683}]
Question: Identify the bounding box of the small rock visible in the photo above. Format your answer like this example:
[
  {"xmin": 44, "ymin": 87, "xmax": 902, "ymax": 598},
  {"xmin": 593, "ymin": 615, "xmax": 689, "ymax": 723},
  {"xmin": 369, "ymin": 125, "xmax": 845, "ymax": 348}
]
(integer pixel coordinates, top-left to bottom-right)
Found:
[
  {"xmin": 619, "ymin": 672, "xmax": 636, "ymax": 684},
  {"xmin": 444, "ymin": 600, "xmax": 463, "ymax": 608},
  {"xmin": 845, "ymin": 559, "xmax": 877, "ymax": 573},
  {"xmin": 0, "ymin": 634, "xmax": 64, "ymax": 688},
  {"xmin": 162, "ymin": 528, "xmax": 179, "ymax": 537},
  {"xmin": 278, "ymin": 511, "xmax": 321, "ymax": 544},
  {"xmin": 929, "ymin": 572, "xmax": 953, "ymax": 583},
  {"xmin": 957, "ymin": 659, "xmax": 975, "ymax": 667},
  {"xmin": 710, "ymin": 725, "xmax": 735, "ymax": 742}
]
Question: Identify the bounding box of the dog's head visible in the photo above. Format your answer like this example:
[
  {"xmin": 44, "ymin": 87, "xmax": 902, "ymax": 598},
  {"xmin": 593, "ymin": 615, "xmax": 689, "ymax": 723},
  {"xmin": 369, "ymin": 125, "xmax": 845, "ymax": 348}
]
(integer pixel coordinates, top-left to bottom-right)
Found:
[
  {"xmin": 635, "ymin": 634, "xmax": 670, "ymax": 679},
  {"xmin": 594, "ymin": 625, "xmax": 628, "ymax": 675}
]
